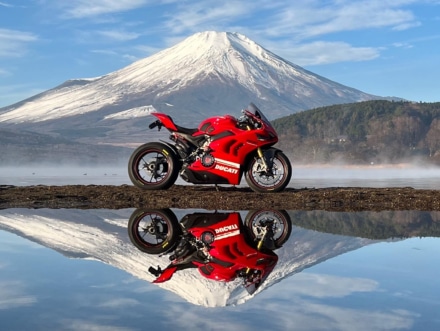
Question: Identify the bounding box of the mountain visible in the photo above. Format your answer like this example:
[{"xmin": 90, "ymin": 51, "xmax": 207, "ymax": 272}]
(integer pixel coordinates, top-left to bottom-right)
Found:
[
  {"xmin": 0, "ymin": 208, "xmax": 380, "ymax": 307},
  {"xmin": 0, "ymin": 31, "xmax": 386, "ymax": 147}
]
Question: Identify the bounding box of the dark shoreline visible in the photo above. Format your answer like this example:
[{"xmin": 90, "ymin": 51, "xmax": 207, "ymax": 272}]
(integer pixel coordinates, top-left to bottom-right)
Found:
[{"xmin": 1, "ymin": 184, "xmax": 439, "ymax": 211}]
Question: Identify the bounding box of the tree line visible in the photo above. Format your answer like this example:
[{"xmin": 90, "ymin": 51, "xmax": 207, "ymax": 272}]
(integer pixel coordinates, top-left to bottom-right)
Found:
[{"xmin": 272, "ymin": 100, "xmax": 440, "ymax": 165}]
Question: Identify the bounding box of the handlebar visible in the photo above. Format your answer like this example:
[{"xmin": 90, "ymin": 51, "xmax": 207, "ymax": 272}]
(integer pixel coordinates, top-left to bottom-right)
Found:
[{"xmin": 238, "ymin": 110, "xmax": 262, "ymax": 129}]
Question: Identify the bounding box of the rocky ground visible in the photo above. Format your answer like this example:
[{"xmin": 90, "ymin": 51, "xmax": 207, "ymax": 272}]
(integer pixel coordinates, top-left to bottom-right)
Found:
[{"xmin": 1, "ymin": 184, "xmax": 439, "ymax": 211}]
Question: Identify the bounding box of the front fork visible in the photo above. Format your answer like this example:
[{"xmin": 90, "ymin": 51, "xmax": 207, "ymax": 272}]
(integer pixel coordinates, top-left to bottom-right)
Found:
[
  {"xmin": 246, "ymin": 120, "xmax": 270, "ymax": 172},
  {"xmin": 257, "ymin": 147, "xmax": 269, "ymax": 171},
  {"xmin": 257, "ymin": 147, "xmax": 277, "ymax": 174},
  {"xmin": 244, "ymin": 224, "xmax": 269, "ymax": 277}
]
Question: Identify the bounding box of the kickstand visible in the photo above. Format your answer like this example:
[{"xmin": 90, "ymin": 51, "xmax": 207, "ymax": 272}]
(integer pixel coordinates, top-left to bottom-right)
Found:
[{"xmin": 215, "ymin": 184, "xmax": 219, "ymax": 191}]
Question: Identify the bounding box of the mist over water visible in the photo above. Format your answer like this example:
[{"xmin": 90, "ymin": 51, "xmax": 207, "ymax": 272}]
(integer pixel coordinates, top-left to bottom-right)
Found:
[
  {"xmin": 1, "ymin": 163, "xmax": 440, "ymax": 189},
  {"xmin": 293, "ymin": 164, "xmax": 440, "ymax": 189},
  {"xmin": 0, "ymin": 165, "xmax": 130, "ymax": 186}
]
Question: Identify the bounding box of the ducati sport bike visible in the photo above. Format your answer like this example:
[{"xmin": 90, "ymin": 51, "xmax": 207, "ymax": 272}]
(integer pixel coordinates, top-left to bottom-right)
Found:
[
  {"xmin": 127, "ymin": 208, "xmax": 292, "ymax": 294},
  {"xmin": 128, "ymin": 103, "xmax": 292, "ymax": 192}
]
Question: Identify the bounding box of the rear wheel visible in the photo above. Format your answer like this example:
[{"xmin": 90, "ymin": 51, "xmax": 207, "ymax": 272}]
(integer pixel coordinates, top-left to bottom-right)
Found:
[
  {"xmin": 128, "ymin": 208, "xmax": 181, "ymax": 254},
  {"xmin": 245, "ymin": 150, "xmax": 292, "ymax": 192},
  {"xmin": 128, "ymin": 142, "xmax": 179, "ymax": 190}
]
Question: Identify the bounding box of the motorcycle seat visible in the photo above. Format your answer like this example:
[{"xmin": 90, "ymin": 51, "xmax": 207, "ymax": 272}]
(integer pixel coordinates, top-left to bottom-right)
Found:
[
  {"xmin": 167, "ymin": 115, "xmax": 198, "ymax": 135},
  {"xmin": 175, "ymin": 124, "xmax": 199, "ymax": 135}
]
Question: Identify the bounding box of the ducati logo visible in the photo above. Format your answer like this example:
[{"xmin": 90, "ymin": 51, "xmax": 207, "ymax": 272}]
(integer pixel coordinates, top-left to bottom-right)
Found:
[
  {"xmin": 215, "ymin": 224, "xmax": 239, "ymax": 234},
  {"xmin": 215, "ymin": 164, "xmax": 238, "ymax": 174}
]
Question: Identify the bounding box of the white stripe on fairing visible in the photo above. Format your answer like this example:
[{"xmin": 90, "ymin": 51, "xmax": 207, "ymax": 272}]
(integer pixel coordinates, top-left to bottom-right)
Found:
[
  {"xmin": 215, "ymin": 230, "xmax": 240, "ymax": 240},
  {"xmin": 216, "ymin": 158, "xmax": 240, "ymax": 168}
]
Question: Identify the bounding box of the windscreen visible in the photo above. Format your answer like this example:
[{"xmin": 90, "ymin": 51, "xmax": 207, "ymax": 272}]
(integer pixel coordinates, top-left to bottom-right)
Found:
[{"xmin": 247, "ymin": 103, "xmax": 273, "ymax": 127}]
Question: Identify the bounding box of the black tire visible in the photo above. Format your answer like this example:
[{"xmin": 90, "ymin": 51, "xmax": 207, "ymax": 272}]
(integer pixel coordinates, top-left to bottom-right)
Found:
[
  {"xmin": 245, "ymin": 150, "xmax": 292, "ymax": 192},
  {"xmin": 128, "ymin": 142, "xmax": 179, "ymax": 190},
  {"xmin": 245, "ymin": 210, "xmax": 292, "ymax": 248},
  {"xmin": 128, "ymin": 208, "xmax": 181, "ymax": 254}
]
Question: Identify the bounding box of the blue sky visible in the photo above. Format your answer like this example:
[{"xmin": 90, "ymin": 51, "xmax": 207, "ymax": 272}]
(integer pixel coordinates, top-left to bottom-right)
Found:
[{"xmin": 1, "ymin": 0, "xmax": 439, "ymax": 108}]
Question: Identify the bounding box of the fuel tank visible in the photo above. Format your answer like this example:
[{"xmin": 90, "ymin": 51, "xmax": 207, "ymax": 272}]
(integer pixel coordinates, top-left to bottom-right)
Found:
[{"xmin": 197, "ymin": 115, "xmax": 238, "ymax": 135}]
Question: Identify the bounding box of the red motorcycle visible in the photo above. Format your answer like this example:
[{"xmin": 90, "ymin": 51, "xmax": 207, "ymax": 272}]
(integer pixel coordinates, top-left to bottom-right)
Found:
[
  {"xmin": 128, "ymin": 209, "xmax": 291, "ymax": 294},
  {"xmin": 128, "ymin": 103, "xmax": 292, "ymax": 192}
]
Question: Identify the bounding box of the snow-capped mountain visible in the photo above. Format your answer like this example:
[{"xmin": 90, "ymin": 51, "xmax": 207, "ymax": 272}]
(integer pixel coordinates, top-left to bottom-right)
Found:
[
  {"xmin": 0, "ymin": 31, "xmax": 385, "ymax": 146},
  {"xmin": 0, "ymin": 208, "xmax": 379, "ymax": 307}
]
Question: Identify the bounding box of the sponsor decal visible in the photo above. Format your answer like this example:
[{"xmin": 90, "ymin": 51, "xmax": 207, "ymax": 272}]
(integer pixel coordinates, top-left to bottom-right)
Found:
[
  {"xmin": 215, "ymin": 224, "xmax": 239, "ymax": 234},
  {"xmin": 214, "ymin": 164, "xmax": 238, "ymax": 174}
]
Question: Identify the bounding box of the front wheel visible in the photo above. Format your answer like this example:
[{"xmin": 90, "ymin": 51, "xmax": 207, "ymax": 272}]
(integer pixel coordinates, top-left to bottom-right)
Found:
[
  {"xmin": 128, "ymin": 208, "xmax": 181, "ymax": 254},
  {"xmin": 245, "ymin": 210, "xmax": 292, "ymax": 249},
  {"xmin": 245, "ymin": 150, "xmax": 292, "ymax": 192},
  {"xmin": 128, "ymin": 142, "xmax": 179, "ymax": 190}
]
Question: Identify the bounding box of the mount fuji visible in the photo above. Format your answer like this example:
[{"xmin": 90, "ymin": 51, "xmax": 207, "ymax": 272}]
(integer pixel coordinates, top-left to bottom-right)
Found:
[{"xmin": 0, "ymin": 31, "xmax": 385, "ymax": 147}]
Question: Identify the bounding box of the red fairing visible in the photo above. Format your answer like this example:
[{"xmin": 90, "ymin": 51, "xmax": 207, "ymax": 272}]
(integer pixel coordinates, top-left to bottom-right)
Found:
[{"xmin": 188, "ymin": 213, "xmax": 278, "ymax": 283}]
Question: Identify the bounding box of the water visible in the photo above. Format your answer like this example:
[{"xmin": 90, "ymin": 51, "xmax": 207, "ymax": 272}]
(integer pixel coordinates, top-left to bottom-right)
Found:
[
  {"xmin": 1, "ymin": 164, "xmax": 440, "ymax": 188},
  {"xmin": 0, "ymin": 208, "xmax": 439, "ymax": 331},
  {"xmin": 0, "ymin": 166, "xmax": 439, "ymax": 330}
]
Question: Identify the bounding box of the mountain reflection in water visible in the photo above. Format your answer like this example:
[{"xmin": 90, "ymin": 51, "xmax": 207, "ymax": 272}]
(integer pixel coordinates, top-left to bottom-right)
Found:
[{"xmin": 0, "ymin": 208, "xmax": 439, "ymax": 330}]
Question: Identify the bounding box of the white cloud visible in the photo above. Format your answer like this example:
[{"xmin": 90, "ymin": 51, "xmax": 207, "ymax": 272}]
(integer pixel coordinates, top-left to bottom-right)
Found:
[
  {"xmin": 160, "ymin": 1, "xmax": 422, "ymax": 40},
  {"xmin": 0, "ymin": 68, "xmax": 10, "ymax": 76},
  {"xmin": 273, "ymin": 41, "xmax": 380, "ymax": 65},
  {"xmin": 96, "ymin": 29, "xmax": 140, "ymax": 41},
  {"xmin": 98, "ymin": 297, "xmax": 141, "ymax": 308},
  {"xmin": 258, "ymin": 0, "xmax": 421, "ymax": 40},
  {"xmin": 156, "ymin": 0, "xmax": 424, "ymax": 66},
  {"xmin": 74, "ymin": 28, "xmax": 140, "ymax": 44},
  {"xmin": 0, "ymin": 280, "xmax": 37, "ymax": 309},
  {"xmin": 0, "ymin": 29, "xmax": 38, "ymax": 57},
  {"xmin": 0, "ymin": 1, "xmax": 12, "ymax": 7},
  {"xmin": 61, "ymin": 0, "xmax": 151, "ymax": 19},
  {"xmin": 164, "ymin": 1, "xmax": 252, "ymax": 34},
  {"xmin": 60, "ymin": 319, "xmax": 135, "ymax": 331},
  {"xmin": 280, "ymin": 273, "xmax": 379, "ymax": 298}
]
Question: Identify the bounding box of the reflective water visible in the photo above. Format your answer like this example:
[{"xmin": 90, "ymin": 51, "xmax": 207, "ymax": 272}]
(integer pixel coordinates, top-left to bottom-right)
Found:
[
  {"xmin": 0, "ymin": 208, "xmax": 439, "ymax": 331},
  {"xmin": 1, "ymin": 164, "xmax": 440, "ymax": 188}
]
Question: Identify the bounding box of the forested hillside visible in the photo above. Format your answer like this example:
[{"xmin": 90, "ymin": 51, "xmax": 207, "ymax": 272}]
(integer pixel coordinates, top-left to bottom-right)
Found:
[
  {"xmin": 0, "ymin": 129, "xmax": 131, "ymax": 165},
  {"xmin": 272, "ymin": 100, "xmax": 440, "ymax": 165}
]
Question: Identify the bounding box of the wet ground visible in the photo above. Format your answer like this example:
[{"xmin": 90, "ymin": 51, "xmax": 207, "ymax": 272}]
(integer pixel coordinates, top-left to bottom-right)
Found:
[{"xmin": 1, "ymin": 184, "xmax": 439, "ymax": 211}]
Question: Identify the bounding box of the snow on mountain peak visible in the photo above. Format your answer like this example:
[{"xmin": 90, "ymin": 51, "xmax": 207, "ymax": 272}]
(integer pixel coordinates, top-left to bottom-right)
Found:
[
  {"xmin": 0, "ymin": 30, "xmax": 380, "ymax": 128},
  {"xmin": 103, "ymin": 105, "xmax": 157, "ymax": 120},
  {"xmin": 111, "ymin": 31, "xmax": 275, "ymax": 89}
]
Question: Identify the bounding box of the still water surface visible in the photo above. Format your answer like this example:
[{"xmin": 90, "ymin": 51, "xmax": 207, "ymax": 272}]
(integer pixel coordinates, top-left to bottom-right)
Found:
[
  {"xmin": 0, "ymin": 208, "xmax": 439, "ymax": 331},
  {"xmin": 1, "ymin": 164, "xmax": 440, "ymax": 188}
]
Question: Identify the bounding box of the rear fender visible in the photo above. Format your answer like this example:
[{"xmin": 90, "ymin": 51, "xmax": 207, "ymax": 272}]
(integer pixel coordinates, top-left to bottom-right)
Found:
[
  {"xmin": 151, "ymin": 113, "xmax": 178, "ymax": 131},
  {"xmin": 152, "ymin": 265, "xmax": 178, "ymax": 283}
]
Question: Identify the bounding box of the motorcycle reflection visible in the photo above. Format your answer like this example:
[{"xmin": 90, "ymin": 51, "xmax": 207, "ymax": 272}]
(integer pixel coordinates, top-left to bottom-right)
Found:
[{"xmin": 127, "ymin": 209, "xmax": 292, "ymax": 295}]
